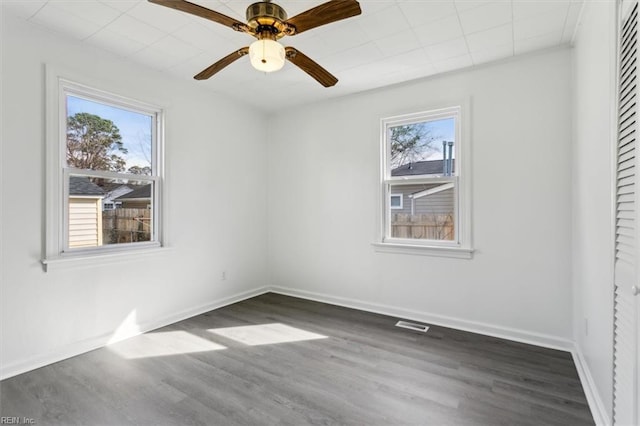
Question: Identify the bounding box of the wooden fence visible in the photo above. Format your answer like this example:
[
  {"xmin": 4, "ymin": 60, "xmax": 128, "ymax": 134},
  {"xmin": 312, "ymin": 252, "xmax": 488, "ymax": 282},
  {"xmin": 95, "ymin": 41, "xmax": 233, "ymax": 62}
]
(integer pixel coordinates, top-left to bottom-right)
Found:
[
  {"xmin": 391, "ymin": 213, "xmax": 454, "ymax": 240},
  {"xmin": 103, "ymin": 208, "xmax": 151, "ymax": 244}
]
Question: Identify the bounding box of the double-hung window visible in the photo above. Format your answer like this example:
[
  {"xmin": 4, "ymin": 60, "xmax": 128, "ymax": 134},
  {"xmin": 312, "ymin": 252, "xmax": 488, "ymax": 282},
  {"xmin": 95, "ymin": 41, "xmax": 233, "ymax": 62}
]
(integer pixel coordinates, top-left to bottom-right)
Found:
[
  {"xmin": 377, "ymin": 105, "xmax": 472, "ymax": 258},
  {"xmin": 44, "ymin": 74, "xmax": 164, "ymax": 265}
]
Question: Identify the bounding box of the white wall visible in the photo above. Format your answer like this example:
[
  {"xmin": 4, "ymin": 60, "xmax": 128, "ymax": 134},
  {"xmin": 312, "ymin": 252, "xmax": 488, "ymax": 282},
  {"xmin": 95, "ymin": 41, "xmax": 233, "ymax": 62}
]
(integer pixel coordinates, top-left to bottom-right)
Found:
[
  {"xmin": 267, "ymin": 49, "xmax": 574, "ymax": 346},
  {"xmin": 0, "ymin": 13, "xmax": 268, "ymax": 378},
  {"xmin": 1, "ymin": 6, "xmax": 610, "ymax": 410},
  {"xmin": 572, "ymin": 0, "xmax": 616, "ymax": 420}
]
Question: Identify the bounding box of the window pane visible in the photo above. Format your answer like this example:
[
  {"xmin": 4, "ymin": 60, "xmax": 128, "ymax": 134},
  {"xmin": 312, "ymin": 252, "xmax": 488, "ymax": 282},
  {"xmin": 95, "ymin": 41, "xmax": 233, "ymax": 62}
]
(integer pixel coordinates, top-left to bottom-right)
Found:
[
  {"xmin": 389, "ymin": 183, "xmax": 454, "ymax": 241},
  {"xmin": 68, "ymin": 175, "xmax": 154, "ymax": 249},
  {"xmin": 66, "ymin": 95, "xmax": 153, "ymax": 174},
  {"xmin": 389, "ymin": 117, "xmax": 455, "ymax": 177}
]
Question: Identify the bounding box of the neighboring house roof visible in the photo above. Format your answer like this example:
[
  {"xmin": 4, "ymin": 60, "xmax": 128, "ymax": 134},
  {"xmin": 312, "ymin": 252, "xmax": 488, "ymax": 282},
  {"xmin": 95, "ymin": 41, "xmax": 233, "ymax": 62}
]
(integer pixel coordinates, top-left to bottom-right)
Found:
[
  {"xmin": 391, "ymin": 159, "xmax": 455, "ymax": 176},
  {"xmin": 114, "ymin": 184, "xmax": 151, "ymax": 201},
  {"xmin": 69, "ymin": 176, "xmax": 105, "ymax": 196},
  {"xmin": 102, "ymin": 182, "xmax": 147, "ymax": 192},
  {"xmin": 409, "ymin": 182, "xmax": 455, "ymax": 199},
  {"xmin": 100, "ymin": 182, "xmax": 127, "ymax": 192},
  {"xmin": 103, "ymin": 185, "xmax": 134, "ymax": 201}
]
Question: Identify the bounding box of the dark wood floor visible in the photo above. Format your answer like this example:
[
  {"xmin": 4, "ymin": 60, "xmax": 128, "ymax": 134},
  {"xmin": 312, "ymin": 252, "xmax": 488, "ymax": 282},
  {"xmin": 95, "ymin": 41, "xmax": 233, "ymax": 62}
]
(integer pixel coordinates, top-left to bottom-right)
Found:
[{"xmin": 1, "ymin": 293, "xmax": 594, "ymax": 425}]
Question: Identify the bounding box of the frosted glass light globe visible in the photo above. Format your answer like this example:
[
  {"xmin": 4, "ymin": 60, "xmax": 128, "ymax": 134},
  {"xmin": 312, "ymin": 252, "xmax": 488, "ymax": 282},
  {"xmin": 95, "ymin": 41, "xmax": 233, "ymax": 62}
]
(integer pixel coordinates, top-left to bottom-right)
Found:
[{"xmin": 249, "ymin": 39, "xmax": 285, "ymax": 73}]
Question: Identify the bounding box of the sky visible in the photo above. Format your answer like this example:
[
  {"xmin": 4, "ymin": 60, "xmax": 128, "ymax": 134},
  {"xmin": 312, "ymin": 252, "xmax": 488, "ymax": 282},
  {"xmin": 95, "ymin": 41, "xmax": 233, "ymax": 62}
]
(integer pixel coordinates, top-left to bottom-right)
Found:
[
  {"xmin": 421, "ymin": 117, "xmax": 455, "ymax": 161},
  {"xmin": 67, "ymin": 95, "xmax": 152, "ymax": 171}
]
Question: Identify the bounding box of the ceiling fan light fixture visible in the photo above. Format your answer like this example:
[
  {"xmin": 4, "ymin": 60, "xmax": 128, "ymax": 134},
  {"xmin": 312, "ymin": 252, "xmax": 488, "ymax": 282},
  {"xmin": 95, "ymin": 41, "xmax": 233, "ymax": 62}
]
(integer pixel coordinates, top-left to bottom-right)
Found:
[
  {"xmin": 249, "ymin": 39, "xmax": 285, "ymax": 72},
  {"xmin": 148, "ymin": 0, "xmax": 363, "ymax": 86}
]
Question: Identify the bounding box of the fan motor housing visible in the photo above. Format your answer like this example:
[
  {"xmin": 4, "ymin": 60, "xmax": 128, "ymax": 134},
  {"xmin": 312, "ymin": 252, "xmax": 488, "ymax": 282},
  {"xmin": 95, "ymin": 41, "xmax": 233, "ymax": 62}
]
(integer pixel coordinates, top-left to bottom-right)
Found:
[{"xmin": 246, "ymin": 1, "xmax": 288, "ymax": 35}]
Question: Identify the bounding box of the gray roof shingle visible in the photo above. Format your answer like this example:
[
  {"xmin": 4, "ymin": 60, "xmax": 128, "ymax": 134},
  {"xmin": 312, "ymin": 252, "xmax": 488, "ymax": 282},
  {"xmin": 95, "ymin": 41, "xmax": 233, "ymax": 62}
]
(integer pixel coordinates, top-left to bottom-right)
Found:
[
  {"xmin": 391, "ymin": 159, "xmax": 455, "ymax": 176},
  {"xmin": 69, "ymin": 176, "xmax": 105, "ymax": 196},
  {"xmin": 114, "ymin": 184, "xmax": 151, "ymax": 200}
]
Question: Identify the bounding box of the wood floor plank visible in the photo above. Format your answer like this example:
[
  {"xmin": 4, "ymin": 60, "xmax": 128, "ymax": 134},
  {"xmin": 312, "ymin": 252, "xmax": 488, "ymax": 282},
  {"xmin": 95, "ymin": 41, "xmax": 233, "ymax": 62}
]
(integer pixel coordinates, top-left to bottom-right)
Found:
[{"xmin": 0, "ymin": 293, "xmax": 594, "ymax": 425}]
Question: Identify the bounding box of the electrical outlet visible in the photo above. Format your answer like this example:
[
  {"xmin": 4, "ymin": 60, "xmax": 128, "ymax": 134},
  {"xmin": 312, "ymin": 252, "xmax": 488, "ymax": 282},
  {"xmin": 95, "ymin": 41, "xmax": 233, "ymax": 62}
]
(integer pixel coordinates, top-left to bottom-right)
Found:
[{"xmin": 221, "ymin": 271, "xmax": 227, "ymax": 281}]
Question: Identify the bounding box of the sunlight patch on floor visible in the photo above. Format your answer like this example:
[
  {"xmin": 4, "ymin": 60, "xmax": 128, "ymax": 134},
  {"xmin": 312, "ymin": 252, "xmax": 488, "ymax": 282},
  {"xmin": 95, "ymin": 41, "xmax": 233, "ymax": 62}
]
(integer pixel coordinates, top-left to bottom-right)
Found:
[
  {"xmin": 208, "ymin": 323, "xmax": 327, "ymax": 346},
  {"xmin": 109, "ymin": 330, "xmax": 227, "ymax": 359}
]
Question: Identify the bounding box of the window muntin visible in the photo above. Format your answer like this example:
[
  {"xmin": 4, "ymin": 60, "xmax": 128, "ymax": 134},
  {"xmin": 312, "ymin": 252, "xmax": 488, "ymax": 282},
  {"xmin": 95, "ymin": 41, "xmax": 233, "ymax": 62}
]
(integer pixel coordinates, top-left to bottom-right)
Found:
[
  {"xmin": 382, "ymin": 107, "xmax": 463, "ymax": 247},
  {"xmin": 60, "ymin": 82, "xmax": 162, "ymax": 254}
]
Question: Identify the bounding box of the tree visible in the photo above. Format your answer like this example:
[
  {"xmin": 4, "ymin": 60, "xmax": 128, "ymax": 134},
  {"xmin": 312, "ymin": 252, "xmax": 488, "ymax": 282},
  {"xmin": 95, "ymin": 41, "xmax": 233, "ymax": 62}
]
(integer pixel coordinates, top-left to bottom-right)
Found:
[
  {"xmin": 127, "ymin": 165, "xmax": 152, "ymax": 175},
  {"xmin": 390, "ymin": 123, "xmax": 438, "ymax": 169},
  {"xmin": 66, "ymin": 113, "xmax": 127, "ymax": 172}
]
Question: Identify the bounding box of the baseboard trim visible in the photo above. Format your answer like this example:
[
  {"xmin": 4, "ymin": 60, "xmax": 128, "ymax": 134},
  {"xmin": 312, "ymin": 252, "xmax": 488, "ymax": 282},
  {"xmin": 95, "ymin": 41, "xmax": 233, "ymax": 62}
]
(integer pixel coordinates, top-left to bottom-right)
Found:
[
  {"xmin": 571, "ymin": 346, "xmax": 611, "ymax": 426},
  {"xmin": 0, "ymin": 286, "xmax": 270, "ymax": 380},
  {"xmin": 1, "ymin": 284, "xmax": 607, "ymax": 426},
  {"xmin": 269, "ymin": 286, "xmax": 574, "ymax": 352},
  {"xmin": 0, "ymin": 284, "xmax": 589, "ymax": 401}
]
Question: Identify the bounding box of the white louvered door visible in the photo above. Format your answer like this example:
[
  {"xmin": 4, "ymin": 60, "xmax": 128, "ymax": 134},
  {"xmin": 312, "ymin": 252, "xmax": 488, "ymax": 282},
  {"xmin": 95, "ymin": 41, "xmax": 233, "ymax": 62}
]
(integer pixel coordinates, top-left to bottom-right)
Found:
[{"xmin": 614, "ymin": 2, "xmax": 640, "ymax": 425}]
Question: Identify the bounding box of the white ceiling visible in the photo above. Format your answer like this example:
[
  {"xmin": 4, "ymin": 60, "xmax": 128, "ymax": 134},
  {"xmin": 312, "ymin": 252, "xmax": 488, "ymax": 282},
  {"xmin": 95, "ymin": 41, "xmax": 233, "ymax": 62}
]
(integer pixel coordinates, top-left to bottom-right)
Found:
[{"xmin": 3, "ymin": 0, "xmax": 583, "ymax": 110}]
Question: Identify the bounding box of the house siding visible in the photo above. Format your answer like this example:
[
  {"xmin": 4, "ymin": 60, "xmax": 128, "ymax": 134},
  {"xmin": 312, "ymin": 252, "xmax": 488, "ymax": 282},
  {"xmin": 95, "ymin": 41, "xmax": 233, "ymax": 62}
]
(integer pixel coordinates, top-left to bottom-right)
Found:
[
  {"xmin": 68, "ymin": 197, "xmax": 102, "ymax": 248},
  {"xmin": 390, "ymin": 184, "xmax": 454, "ymax": 215}
]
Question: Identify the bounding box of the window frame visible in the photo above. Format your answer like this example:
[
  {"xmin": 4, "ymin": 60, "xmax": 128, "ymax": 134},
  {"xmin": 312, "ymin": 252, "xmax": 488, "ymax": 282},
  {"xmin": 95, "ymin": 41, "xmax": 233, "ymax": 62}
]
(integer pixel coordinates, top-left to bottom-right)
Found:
[
  {"xmin": 44, "ymin": 68, "xmax": 165, "ymax": 267},
  {"xmin": 389, "ymin": 193, "xmax": 404, "ymax": 210},
  {"xmin": 375, "ymin": 103, "xmax": 472, "ymax": 258}
]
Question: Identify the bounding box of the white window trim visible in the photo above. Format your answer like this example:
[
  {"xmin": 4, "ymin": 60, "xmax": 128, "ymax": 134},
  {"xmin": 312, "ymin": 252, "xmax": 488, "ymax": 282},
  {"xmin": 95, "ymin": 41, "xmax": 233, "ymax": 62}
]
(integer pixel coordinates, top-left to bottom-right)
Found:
[
  {"xmin": 43, "ymin": 66, "xmax": 167, "ymax": 270},
  {"xmin": 390, "ymin": 193, "xmax": 403, "ymax": 209},
  {"xmin": 374, "ymin": 102, "xmax": 473, "ymax": 258}
]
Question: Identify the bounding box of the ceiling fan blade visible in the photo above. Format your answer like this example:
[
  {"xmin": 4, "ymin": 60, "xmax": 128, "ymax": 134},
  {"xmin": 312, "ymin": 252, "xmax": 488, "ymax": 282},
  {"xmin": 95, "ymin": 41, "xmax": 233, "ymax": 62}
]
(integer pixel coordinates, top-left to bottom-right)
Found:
[
  {"xmin": 194, "ymin": 47, "xmax": 250, "ymax": 80},
  {"xmin": 285, "ymin": 47, "xmax": 338, "ymax": 87},
  {"xmin": 285, "ymin": 0, "xmax": 361, "ymax": 35},
  {"xmin": 148, "ymin": 0, "xmax": 251, "ymax": 33}
]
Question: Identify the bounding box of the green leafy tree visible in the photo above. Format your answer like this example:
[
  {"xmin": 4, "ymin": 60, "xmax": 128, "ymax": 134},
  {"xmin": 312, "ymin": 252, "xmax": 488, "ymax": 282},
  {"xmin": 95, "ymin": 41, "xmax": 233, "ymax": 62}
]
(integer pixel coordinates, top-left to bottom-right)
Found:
[
  {"xmin": 66, "ymin": 113, "xmax": 127, "ymax": 172},
  {"xmin": 390, "ymin": 124, "xmax": 438, "ymax": 169}
]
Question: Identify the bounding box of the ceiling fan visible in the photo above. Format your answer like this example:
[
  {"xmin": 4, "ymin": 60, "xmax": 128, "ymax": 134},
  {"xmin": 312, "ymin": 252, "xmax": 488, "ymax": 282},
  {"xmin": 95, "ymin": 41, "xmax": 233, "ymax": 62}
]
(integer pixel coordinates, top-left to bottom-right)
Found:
[{"xmin": 148, "ymin": 0, "xmax": 362, "ymax": 87}]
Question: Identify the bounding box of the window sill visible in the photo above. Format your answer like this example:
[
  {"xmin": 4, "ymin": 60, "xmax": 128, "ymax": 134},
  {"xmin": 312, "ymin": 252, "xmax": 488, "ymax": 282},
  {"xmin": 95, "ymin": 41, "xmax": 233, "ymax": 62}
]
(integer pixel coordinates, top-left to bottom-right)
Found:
[
  {"xmin": 41, "ymin": 244, "xmax": 170, "ymax": 272},
  {"xmin": 372, "ymin": 242, "xmax": 474, "ymax": 259}
]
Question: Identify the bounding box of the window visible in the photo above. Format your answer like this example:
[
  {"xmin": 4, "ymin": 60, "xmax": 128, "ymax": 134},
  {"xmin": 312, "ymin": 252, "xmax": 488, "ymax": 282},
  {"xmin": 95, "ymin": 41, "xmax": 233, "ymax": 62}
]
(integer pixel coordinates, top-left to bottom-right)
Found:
[
  {"xmin": 102, "ymin": 202, "xmax": 122, "ymax": 211},
  {"xmin": 390, "ymin": 194, "xmax": 403, "ymax": 209},
  {"xmin": 44, "ymin": 73, "xmax": 164, "ymax": 264},
  {"xmin": 376, "ymin": 105, "xmax": 471, "ymax": 258}
]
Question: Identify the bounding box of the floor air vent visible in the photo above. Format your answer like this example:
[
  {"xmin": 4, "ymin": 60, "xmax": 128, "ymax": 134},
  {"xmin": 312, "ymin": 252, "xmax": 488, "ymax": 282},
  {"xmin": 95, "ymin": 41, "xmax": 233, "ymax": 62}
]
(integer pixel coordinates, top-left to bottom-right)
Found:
[{"xmin": 395, "ymin": 321, "xmax": 429, "ymax": 332}]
